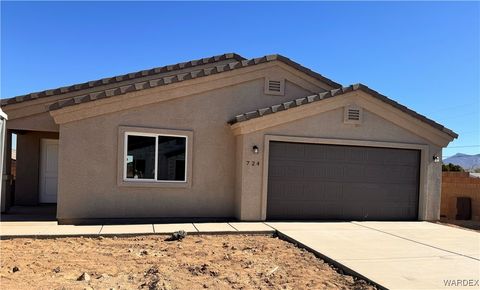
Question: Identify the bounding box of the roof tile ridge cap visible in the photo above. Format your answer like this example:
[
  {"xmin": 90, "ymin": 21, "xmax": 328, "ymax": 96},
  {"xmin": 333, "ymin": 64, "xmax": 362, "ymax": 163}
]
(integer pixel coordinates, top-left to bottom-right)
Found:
[
  {"xmin": 48, "ymin": 98, "xmax": 73, "ymax": 111},
  {"xmin": 214, "ymin": 63, "xmax": 230, "ymax": 72},
  {"xmin": 226, "ymin": 53, "xmax": 246, "ymax": 61},
  {"xmin": 354, "ymin": 83, "xmax": 457, "ymax": 137},
  {"xmin": 270, "ymin": 54, "xmax": 342, "ymax": 88},
  {"xmin": 228, "ymin": 82, "xmax": 457, "ymax": 138},
  {"xmin": 234, "ymin": 85, "xmax": 362, "ymax": 123},
  {"xmin": 355, "ymin": 83, "xmax": 431, "ymax": 116},
  {"xmin": 265, "ymin": 54, "xmax": 279, "ymax": 61},
  {"xmin": 238, "ymin": 54, "xmax": 276, "ymax": 67},
  {"xmin": 49, "ymin": 56, "xmax": 237, "ymax": 108},
  {"xmin": 4, "ymin": 52, "xmax": 245, "ymax": 103}
]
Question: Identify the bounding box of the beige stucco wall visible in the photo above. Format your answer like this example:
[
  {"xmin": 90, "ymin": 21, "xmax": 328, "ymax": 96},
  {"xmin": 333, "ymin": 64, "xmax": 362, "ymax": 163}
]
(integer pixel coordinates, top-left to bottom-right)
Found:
[
  {"xmin": 56, "ymin": 72, "xmax": 322, "ymax": 221},
  {"xmin": 235, "ymin": 107, "xmax": 442, "ymax": 221}
]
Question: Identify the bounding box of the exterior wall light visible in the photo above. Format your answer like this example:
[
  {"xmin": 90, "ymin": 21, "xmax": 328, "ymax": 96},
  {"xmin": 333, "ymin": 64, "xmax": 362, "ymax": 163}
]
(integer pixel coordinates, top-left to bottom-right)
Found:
[
  {"xmin": 433, "ymin": 154, "xmax": 440, "ymax": 163},
  {"xmin": 252, "ymin": 145, "xmax": 259, "ymax": 154}
]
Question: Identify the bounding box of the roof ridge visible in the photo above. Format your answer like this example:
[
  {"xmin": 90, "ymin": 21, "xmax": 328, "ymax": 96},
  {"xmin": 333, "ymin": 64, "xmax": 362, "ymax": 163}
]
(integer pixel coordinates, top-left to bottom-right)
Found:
[
  {"xmin": 1, "ymin": 53, "xmax": 245, "ymax": 106},
  {"xmin": 44, "ymin": 54, "xmax": 342, "ymax": 111},
  {"xmin": 229, "ymin": 83, "xmax": 458, "ymax": 139},
  {"xmin": 266, "ymin": 54, "xmax": 341, "ymax": 88}
]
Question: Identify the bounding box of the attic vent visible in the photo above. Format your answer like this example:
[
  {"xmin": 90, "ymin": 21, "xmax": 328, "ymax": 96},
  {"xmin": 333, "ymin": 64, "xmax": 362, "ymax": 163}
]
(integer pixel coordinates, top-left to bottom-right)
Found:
[
  {"xmin": 347, "ymin": 108, "xmax": 360, "ymax": 120},
  {"xmin": 268, "ymin": 80, "xmax": 281, "ymax": 92},
  {"xmin": 344, "ymin": 105, "xmax": 363, "ymax": 124},
  {"xmin": 264, "ymin": 78, "xmax": 285, "ymax": 96}
]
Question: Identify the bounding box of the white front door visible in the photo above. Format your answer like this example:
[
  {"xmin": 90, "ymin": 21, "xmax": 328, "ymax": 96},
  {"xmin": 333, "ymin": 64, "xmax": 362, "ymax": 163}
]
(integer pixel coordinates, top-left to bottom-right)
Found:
[{"xmin": 39, "ymin": 139, "xmax": 59, "ymax": 203}]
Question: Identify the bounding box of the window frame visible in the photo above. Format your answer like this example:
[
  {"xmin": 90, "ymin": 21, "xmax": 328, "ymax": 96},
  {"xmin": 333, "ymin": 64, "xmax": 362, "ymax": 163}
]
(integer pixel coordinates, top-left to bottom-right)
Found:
[{"xmin": 118, "ymin": 126, "xmax": 193, "ymax": 188}]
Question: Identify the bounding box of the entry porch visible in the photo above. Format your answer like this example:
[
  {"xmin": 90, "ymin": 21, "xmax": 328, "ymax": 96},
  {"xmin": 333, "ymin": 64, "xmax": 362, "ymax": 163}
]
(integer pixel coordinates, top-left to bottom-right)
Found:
[{"xmin": 1, "ymin": 129, "xmax": 59, "ymax": 218}]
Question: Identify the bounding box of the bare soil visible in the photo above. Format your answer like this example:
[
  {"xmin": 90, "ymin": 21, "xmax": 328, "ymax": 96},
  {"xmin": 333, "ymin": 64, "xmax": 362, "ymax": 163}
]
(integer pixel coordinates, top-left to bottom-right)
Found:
[{"xmin": 0, "ymin": 234, "xmax": 375, "ymax": 290}]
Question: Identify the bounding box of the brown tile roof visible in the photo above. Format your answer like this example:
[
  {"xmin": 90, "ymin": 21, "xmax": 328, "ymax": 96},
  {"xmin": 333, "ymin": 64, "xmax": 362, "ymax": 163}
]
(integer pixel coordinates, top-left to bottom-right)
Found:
[
  {"xmin": 1, "ymin": 54, "xmax": 342, "ymax": 110},
  {"xmin": 47, "ymin": 55, "xmax": 341, "ymax": 111},
  {"xmin": 229, "ymin": 83, "xmax": 458, "ymax": 139},
  {"xmin": 1, "ymin": 53, "xmax": 245, "ymax": 106}
]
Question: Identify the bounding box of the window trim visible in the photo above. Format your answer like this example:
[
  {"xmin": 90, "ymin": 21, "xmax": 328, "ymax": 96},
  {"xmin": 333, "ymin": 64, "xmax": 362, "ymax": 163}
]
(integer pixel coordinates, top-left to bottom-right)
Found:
[
  {"xmin": 117, "ymin": 126, "xmax": 193, "ymax": 188},
  {"xmin": 123, "ymin": 132, "xmax": 188, "ymax": 183}
]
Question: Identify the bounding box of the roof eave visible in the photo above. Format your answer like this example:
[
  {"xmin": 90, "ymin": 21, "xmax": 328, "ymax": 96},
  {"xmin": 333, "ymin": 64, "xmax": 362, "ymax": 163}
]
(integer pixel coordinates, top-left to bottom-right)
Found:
[
  {"xmin": 230, "ymin": 83, "xmax": 458, "ymax": 140},
  {"xmin": 1, "ymin": 53, "xmax": 246, "ymax": 107}
]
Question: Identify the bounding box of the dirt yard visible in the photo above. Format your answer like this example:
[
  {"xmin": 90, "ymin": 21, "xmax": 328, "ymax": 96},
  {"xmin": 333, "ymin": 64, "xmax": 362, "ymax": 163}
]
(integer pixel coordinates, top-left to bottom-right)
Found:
[{"xmin": 1, "ymin": 234, "xmax": 375, "ymax": 290}]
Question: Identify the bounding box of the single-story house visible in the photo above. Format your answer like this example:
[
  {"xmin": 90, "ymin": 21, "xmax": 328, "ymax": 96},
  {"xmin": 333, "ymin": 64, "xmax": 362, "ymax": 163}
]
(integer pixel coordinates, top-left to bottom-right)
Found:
[{"xmin": 0, "ymin": 53, "xmax": 457, "ymax": 224}]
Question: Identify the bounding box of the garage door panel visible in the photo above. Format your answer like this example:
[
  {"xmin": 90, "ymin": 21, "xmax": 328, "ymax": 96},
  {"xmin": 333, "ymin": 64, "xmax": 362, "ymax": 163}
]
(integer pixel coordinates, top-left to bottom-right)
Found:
[
  {"xmin": 267, "ymin": 181, "xmax": 302, "ymax": 200},
  {"xmin": 267, "ymin": 142, "xmax": 420, "ymax": 221},
  {"xmin": 343, "ymin": 183, "xmax": 384, "ymax": 201},
  {"xmin": 365, "ymin": 148, "xmax": 388, "ymax": 164},
  {"xmin": 322, "ymin": 145, "xmax": 347, "ymax": 162},
  {"xmin": 382, "ymin": 206, "xmax": 417, "ymax": 220},
  {"xmin": 269, "ymin": 164, "xmax": 304, "ymax": 178},
  {"xmin": 269, "ymin": 181, "xmax": 344, "ymax": 203},
  {"xmin": 272, "ymin": 162, "xmax": 348, "ymax": 181},
  {"xmin": 383, "ymin": 149, "xmax": 420, "ymax": 165},
  {"xmin": 269, "ymin": 201, "xmax": 341, "ymax": 220},
  {"xmin": 363, "ymin": 165, "xmax": 389, "ymax": 181},
  {"xmin": 388, "ymin": 164, "xmax": 419, "ymax": 180},
  {"xmin": 304, "ymin": 182, "xmax": 343, "ymax": 200},
  {"xmin": 387, "ymin": 166, "xmax": 416, "ymax": 182},
  {"xmin": 319, "ymin": 204, "xmax": 346, "ymax": 219},
  {"xmin": 270, "ymin": 142, "xmax": 304, "ymax": 159},
  {"xmin": 343, "ymin": 164, "xmax": 365, "ymax": 181},
  {"xmin": 304, "ymin": 144, "xmax": 327, "ymax": 160},
  {"xmin": 322, "ymin": 165, "xmax": 345, "ymax": 180},
  {"xmin": 344, "ymin": 146, "xmax": 368, "ymax": 162},
  {"xmin": 341, "ymin": 202, "xmax": 375, "ymax": 220},
  {"xmin": 303, "ymin": 166, "xmax": 326, "ymax": 179}
]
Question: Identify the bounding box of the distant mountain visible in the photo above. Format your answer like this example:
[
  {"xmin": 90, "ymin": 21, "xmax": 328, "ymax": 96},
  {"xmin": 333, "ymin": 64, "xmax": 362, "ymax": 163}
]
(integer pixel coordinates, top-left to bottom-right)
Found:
[{"xmin": 443, "ymin": 153, "xmax": 480, "ymax": 171}]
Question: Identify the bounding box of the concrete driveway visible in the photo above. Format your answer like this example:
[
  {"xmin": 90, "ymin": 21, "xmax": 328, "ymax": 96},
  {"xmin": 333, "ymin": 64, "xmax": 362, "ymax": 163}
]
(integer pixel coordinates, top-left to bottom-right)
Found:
[{"xmin": 267, "ymin": 221, "xmax": 480, "ymax": 289}]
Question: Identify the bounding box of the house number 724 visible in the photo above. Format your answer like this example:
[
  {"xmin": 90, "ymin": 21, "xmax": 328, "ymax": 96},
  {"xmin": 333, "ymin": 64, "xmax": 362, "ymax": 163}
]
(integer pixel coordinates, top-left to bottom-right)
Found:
[{"xmin": 246, "ymin": 161, "xmax": 260, "ymax": 166}]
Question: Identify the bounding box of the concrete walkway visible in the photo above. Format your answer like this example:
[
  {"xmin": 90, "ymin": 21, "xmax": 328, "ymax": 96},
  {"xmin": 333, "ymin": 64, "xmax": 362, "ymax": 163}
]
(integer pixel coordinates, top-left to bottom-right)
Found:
[
  {"xmin": 0, "ymin": 221, "xmax": 275, "ymax": 237},
  {"xmin": 268, "ymin": 221, "xmax": 480, "ymax": 289}
]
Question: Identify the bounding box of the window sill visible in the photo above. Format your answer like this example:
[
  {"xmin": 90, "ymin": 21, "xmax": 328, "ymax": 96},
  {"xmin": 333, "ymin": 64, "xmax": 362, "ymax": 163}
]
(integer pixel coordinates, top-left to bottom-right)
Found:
[{"xmin": 117, "ymin": 180, "xmax": 191, "ymax": 188}]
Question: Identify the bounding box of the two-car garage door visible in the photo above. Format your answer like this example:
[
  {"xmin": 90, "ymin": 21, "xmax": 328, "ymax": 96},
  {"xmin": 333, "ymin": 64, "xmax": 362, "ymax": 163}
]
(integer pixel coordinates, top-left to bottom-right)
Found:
[{"xmin": 267, "ymin": 141, "xmax": 420, "ymax": 220}]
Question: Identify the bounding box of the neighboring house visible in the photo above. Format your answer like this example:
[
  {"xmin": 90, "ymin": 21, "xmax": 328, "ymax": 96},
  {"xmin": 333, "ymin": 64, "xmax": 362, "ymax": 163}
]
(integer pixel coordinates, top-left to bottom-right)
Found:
[{"xmin": 0, "ymin": 53, "xmax": 457, "ymax": 224}]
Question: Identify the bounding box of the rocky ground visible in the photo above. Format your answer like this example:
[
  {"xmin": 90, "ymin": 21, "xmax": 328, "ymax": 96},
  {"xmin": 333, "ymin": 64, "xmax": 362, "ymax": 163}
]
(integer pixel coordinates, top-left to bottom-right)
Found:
[{"xmin": 0, "ymin": 234, "xmax": 376, "ymax": 289}]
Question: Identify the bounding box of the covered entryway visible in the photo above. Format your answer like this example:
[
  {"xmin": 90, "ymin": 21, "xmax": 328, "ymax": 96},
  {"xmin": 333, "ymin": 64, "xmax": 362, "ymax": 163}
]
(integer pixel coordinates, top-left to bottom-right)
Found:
[
  {"xmin": 0, "ymin": 129, "xmax": 59, "ymax": 214},
  {"xmin": 0, "ymin": 130, "xmax": 59, "ymax": 221},
  {"xmin": 267, "ymin": 141, "xmax": 420, "ymax": 220}
]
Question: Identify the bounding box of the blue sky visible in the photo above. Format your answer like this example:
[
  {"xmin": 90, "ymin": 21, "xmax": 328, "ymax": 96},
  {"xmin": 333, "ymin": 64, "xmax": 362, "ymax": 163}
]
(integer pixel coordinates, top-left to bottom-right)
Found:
[{"xmin": 1, "ymin": 1, "xmax": 479, "ymax": 157}]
